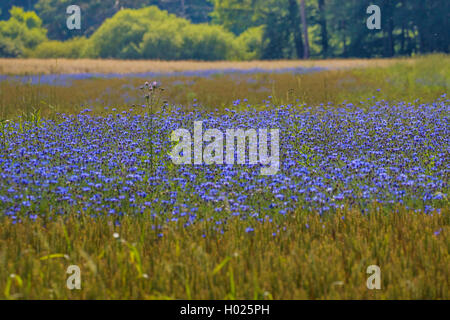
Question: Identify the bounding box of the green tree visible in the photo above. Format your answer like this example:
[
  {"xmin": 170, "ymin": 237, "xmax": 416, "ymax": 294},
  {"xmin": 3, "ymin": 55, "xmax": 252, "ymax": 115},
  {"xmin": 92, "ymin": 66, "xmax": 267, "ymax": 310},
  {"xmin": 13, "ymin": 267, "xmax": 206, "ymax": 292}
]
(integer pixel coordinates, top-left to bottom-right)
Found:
[
  {"xmin": 317, "ymin": 0, "xmax": 328, "ymax": 57},
  {"xmin": 211, "ymin": 0, "xmax": 306, "ymax": 59},
  {"xmin": 0, "ymin": 6, "xmax": 47, "ymax": 57},
  {"xmin": 140, "ymin": 19, "xmax": 187, "ymax": 60},
  {"xmin": 86, "ymin": 6, "xmax": 168, "ymax": 59},
  {"xmin": 34, "ymin": 0, "xmax": 214, "ymax": 40},
  {"xmin": 86, "ymin": 6, "xmax": 241, "ymax": 60},
  {"xmin": 158, "ymin": 0, "xmax": 214, "ymax": 24},
  {"xmin": 3, "ymin": 0, "xmax": 448, "ymax": 59},
  {"xmin": 35, "ymin": 0, "xmax": 114, "ymax": 40},
  {"xmin": 411, "ymin": 0, "xmax": 449, "ymax": 54},
  {"xmin": 299, "ymin": 0, "xmax": 309, "ymax": 58},
  {"xmin": 181, "ymin": 23, "xmax": 240, "ymax": 60},
  {"xmin": 211, "ymin": 0, "xmax": 261, "ymax": 35},
  {"xmin": 0, "ymin": 0, "xmax": 38, "ymax": 19},
  {"xmin": 235, "ymin": 26, "xmax": 264, "ymax": 60}
]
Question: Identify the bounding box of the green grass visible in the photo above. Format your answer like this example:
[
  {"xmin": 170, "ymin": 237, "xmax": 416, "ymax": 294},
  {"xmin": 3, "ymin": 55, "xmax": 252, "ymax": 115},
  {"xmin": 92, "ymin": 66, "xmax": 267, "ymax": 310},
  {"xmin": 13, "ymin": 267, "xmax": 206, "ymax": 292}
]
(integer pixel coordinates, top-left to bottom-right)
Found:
[
  {"xmin": 0, "ymin": 55, "xmax": 448, "ymax": 120},
  {"xmin": 0, "ymin": 54, "xmax": 448, "ymax": 299},
  {"xmin": 0, "ymin": 206, "xmax": 448, "ymax": 299}
]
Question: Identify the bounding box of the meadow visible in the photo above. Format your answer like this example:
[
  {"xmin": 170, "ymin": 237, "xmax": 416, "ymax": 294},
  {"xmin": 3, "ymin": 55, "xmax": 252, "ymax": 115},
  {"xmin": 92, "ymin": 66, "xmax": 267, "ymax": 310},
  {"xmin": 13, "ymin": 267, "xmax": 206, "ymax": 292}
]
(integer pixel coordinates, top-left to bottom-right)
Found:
[{"xmin": 0, "ymin": 55, "xmax": 448, "ymax": 299}]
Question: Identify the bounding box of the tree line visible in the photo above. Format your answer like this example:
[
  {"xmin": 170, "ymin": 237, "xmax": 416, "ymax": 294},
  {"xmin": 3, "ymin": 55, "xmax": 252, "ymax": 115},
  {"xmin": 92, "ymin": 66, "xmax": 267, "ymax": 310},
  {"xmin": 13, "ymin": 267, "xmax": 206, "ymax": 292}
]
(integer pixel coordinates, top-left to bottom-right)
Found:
[{"xmin": 0, "ymin": 0, "xmax": 448, "ymax": 60}]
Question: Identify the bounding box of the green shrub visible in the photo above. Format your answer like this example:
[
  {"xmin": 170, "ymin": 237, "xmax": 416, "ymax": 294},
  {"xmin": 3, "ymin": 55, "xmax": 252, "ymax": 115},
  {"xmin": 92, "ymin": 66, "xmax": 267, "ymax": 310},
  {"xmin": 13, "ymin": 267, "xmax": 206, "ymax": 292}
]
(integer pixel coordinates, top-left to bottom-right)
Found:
[
  {"xmin": 87, "ymin": 6, "xmax": 241, "ymax": 61},
  {"xmin": 2, "ymin": 5, "xmax": 257, "ymax": 60},
  {"xmin": 0, "ymin": 7, "xmax": 47, "ymax": 57},
  {"xmin": 139, "ymin": 19, "xmax": 187, "ymax": 60},
  {"xmin": 88, "ymin": 6, "xmax": 174, "ymax": 59},
  {"xmin": 0, "ymin": 35, "xmax": 23, "ymax": 57},
  {"xmin": 235, "ymin": 26, "xmax": 264, "ymax": 60},
  {"xmin": 31, "ymin": 37, "xmax": 89, "ymax": 58},
  {"xmin": 181, "ymin": 24, "xmax": 240, "ymax": 60}
]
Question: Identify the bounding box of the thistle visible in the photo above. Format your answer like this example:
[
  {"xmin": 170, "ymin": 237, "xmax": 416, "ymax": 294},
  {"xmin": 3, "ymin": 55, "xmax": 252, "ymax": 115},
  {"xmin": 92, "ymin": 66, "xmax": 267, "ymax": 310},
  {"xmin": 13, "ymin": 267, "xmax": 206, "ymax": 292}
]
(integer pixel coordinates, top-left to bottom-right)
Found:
[{"xmin": 140, "ymin": 80, "xmax": 165, "ymax": 176}]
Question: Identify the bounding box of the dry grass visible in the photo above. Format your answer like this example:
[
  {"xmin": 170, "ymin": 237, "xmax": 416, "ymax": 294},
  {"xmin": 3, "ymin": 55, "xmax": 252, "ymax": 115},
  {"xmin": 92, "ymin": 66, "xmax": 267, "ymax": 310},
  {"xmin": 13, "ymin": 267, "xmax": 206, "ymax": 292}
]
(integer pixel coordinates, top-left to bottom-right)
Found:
[
  {"xmin": 0, "ymin": 206, "xmax": 448, "ymax": 299},
  {"xmin": 0, "ymin": 58, "xmax": 406, "ymax": 75},
  {"xmin": 0, "ymin": 54, "xmax": 447, "ymax": 300},
  {"xmin": 0, "ymin": 55, "xmax": 446, "ymax": 120}
]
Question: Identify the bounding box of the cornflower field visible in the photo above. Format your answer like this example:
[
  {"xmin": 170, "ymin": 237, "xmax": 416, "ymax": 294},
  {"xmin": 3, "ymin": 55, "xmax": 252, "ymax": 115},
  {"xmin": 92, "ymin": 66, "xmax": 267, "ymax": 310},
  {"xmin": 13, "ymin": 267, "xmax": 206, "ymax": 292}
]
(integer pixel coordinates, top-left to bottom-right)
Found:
[{"xmin": 0, "ymin": 55, "xmax": 448, "ymax": 300}]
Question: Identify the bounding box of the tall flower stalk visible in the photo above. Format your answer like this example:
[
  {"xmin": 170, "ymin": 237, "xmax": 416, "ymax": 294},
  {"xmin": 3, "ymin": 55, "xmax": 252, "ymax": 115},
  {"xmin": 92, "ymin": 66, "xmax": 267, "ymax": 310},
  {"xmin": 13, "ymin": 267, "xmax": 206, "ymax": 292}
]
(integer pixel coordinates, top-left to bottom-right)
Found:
[{"xmin": 140, "ymin": 81, "xmax": 164, "ymax": 175}]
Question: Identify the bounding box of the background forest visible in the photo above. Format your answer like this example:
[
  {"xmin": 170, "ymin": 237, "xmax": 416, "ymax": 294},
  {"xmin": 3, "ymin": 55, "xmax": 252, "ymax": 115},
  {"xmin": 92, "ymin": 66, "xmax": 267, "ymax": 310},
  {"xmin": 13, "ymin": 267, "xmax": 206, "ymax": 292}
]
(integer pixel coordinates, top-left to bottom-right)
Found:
[{"xmin": 0, "ymin": 0, "xmax": 448, "ymax": 60}]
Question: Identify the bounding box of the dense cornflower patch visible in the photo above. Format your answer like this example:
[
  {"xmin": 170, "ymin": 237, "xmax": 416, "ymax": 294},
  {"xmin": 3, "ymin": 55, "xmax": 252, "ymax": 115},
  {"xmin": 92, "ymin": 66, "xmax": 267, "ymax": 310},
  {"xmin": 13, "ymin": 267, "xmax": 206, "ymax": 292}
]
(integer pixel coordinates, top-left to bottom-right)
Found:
[{"xmin": 0, "ymin": 96, "xmax": 448, "ymax": 230}]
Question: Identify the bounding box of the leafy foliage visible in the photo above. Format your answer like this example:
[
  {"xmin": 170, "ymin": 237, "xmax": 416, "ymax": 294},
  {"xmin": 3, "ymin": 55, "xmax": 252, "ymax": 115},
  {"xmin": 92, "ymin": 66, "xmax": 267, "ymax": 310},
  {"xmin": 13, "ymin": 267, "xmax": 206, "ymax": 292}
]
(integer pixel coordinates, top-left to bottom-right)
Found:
[
  {"xmin": 86, "ymin": 6, "xmax": 243, "ymax": 60},
  {"xmin": 235, "ymin": 26, "xmax": 264, "ymax": 60},
  {"xmin": 33, "ymin": 0, "xmax": 213, "ymax": 40},
  {"xmin": 0, "ymin": 1, "xmax": 448, "ymax": 59},
  {"xmin": 0, "ymin": 6, "xmax": 47, "ymax": 57},
  {"xmin": 32, "ymin": 37, "xmax": 89, "ymax": 58}
]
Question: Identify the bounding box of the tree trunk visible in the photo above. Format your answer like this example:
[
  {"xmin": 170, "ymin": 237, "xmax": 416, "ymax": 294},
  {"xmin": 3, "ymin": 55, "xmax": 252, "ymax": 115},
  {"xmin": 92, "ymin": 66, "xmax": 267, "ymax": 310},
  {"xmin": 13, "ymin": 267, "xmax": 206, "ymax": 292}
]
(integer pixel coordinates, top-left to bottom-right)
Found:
[
  {"xmin": 299, "ymin": 0, "xmax": 310, "ymax": 59},
  {"xmin": 385, "ymin": 0, "xmax": 394, "ymax": 57},
  {"xmin": 340, "ymin": 20, "xmax": 347, "ymax": 57},
  {"xmin": 387, "ymin": 19, "xmax": 394, "ymax": 56},
  {"xmin": 415, "ymin": 0, "xmax": 427, "ymax": 53},
  {"xmin": 318, "ymin": 0, "xmax": 328, "ymax": 57},
  {"xmin": 289, "ymin": 0, "xmax": 304, "ymax": 59},
  {"xmin": 400, "ymin": 24, "xmax": 405, "ymax": 55}
]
